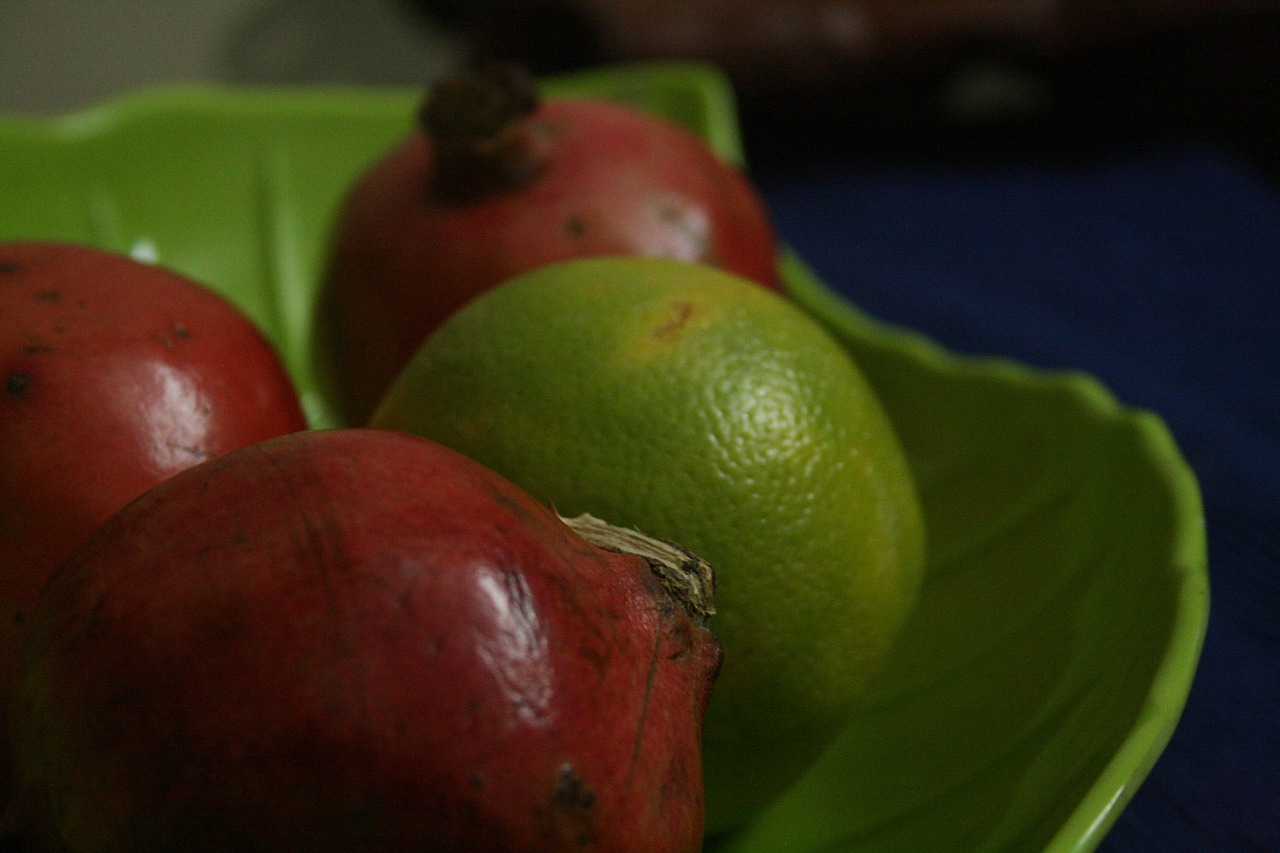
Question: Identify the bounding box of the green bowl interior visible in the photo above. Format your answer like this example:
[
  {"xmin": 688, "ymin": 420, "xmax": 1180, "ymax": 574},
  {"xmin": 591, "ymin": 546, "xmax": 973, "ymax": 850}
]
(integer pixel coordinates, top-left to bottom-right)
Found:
[{"xmin": 0, "ymin": 62, "xmax": 1208, "ymax": 853}]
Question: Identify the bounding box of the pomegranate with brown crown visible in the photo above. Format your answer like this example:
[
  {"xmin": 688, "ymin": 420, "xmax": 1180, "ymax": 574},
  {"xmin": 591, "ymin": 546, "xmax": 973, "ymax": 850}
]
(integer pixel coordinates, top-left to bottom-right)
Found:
[{"xmin": 313, "ymin": 63, "xmax": 781, "ymax": 424}]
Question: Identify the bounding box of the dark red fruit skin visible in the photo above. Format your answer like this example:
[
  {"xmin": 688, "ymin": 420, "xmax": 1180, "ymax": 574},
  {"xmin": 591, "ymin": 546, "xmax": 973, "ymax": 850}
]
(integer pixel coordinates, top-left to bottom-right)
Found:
[
  {"xmin": 0, "ymin": 241, "xmax": 308, "ymax": 802},
  {"xmin": 315, "ymin": 92, "xmax": 782, "ymax": 425},
  {"xmin": 3, "ymin": 428, "xmax": 720, "ymax": 852}
]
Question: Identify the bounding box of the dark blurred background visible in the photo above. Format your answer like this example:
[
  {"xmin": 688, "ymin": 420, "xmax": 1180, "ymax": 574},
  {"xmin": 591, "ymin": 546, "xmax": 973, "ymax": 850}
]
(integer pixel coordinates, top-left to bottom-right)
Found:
[
  {"xmin": 3, "ymin": 1, "xmax": 1276, "ymax": 181},
  {"xmin": 403, "ymin": 1, "xmax": 1280, "ymax": 182}
]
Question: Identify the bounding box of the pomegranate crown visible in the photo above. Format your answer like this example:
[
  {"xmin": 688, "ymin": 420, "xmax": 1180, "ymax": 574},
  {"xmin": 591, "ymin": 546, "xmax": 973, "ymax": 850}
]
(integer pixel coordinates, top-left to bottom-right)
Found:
[{"xmin": 418, "ymin": 63, "xmax": 548, "ymax": 201}]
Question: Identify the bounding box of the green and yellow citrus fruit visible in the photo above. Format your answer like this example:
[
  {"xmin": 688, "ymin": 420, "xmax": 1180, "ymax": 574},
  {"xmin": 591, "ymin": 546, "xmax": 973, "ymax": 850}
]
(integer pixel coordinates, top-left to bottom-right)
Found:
[{"xmin": 370, "ymin": 256, "xmax": 926, "ymax": 834}]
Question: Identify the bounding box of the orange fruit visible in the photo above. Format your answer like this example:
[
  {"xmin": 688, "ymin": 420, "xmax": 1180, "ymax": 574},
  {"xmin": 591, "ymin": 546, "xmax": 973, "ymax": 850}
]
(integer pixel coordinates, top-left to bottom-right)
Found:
[{"xmin": 370, "ymin": 256, "xmax": 926, "ymax": 834}]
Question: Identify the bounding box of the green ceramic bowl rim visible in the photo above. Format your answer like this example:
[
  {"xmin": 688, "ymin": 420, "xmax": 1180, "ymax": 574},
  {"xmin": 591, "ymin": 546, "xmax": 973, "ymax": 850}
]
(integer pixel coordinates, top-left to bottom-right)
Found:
[
  {"xmin": 0, "ymin": 61, "xmax": 751, "ymax": 164},
  {"xmin": 1, "ymin": 63, "xmax": 1210, "ymax": 852}
]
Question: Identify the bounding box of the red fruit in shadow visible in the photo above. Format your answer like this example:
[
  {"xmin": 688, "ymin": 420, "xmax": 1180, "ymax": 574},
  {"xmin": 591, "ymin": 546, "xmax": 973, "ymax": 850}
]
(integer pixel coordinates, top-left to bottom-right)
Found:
[
  {"xmin": 3, "ymin": 428, "xmax": 720, "ymax": 852},
  {"xmin": 313, "ymin": 63, "xmax": 781, "ymax": 424},
  {"xmin": 0, "ymin": 241, "xmax": 307, "ymax": 802}
]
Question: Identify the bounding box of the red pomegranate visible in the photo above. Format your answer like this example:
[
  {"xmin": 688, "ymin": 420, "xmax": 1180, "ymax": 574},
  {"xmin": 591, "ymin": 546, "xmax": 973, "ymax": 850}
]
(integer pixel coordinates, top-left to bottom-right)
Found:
[
  {"xmin": 313, "ymin": 63, "xmax": 781, "ymax": 424},
  {"xmin": 0, "ymin": 241, "xmax": 307, "ymax": 802},
  {"xmin": 3, "ymin": 428, "xmax": 720, "ymax": 852}
]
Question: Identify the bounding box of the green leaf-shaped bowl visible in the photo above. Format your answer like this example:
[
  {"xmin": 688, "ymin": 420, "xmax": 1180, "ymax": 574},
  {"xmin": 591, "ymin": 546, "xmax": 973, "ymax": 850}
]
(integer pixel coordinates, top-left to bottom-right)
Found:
[{"xmin": 0, "ymin": 63, "xmax": 1207, "ymax": 853}]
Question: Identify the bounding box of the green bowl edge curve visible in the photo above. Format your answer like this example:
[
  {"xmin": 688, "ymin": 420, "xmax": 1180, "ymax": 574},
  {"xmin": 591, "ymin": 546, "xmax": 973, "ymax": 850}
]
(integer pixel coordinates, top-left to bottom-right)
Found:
[
  {"xmin": 784, "ymin": 251, "xmax": 1209, "ymax": 853},
  {"xmin": 0, "ymin": 60, "xmax": 748, "ymax": 166}
]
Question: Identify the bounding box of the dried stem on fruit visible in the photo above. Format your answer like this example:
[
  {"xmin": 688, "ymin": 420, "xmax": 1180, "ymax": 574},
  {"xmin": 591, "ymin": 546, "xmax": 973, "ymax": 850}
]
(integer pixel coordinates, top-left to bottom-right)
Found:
[{"xmin": 562, "ymin": 513, "xmax": 716, "ymax": 626}]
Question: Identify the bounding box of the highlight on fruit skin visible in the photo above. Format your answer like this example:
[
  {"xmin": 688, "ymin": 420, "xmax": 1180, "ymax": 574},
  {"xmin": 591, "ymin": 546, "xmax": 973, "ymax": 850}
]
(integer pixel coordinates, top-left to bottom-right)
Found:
[
  {"xmin": 2, "ymin": 428, "xmax": 721, "ymax": 853},
  {"xmin": 0, "ymin": 239, "xmax": 308, "ymax": 809}
]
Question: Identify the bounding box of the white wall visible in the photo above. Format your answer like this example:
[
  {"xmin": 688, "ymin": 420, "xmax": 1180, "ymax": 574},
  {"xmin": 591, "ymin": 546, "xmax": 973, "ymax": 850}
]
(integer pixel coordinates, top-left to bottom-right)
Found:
[{"xmin": 0, "ymin": 0, "xmax": 466, "ymax": 113}]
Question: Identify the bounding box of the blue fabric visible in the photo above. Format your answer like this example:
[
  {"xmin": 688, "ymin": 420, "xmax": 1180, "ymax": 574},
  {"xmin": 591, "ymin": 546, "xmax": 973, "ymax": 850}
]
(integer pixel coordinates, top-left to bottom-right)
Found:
[{"xmin": 759, "ymin": 143, "xmax": 1279, "ymax": 853}]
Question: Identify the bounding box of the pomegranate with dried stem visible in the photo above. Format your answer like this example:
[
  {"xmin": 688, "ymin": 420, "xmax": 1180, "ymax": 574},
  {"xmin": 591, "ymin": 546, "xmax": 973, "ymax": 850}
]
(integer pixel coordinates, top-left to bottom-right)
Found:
[{"xmin": 3, "ymin": 428, "xmax": 720, "ymax": 852}]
